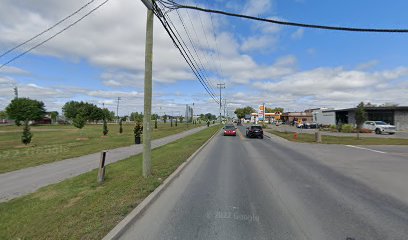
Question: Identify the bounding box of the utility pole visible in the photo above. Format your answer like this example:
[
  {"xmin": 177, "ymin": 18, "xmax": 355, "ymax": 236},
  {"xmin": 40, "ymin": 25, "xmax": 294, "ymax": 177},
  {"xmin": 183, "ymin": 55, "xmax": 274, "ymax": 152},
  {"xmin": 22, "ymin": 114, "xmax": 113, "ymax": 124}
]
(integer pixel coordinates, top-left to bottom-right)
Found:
[
  {"xmin": 217, "ymin": 83, "xmax": 225, "ymax": 124},
  {"xmin": 141, "ymin": 0, "xmax": 154, "ymax": 177},
  {"xmin": 223, "ymin": 98, "xmax": 227, "ymax": 120},
  {"xmin": 116, "ymin": 97, "xmax": 121, "ymax": 122},
  {"xmin": 13, "ymin": 86, "xmax": 18, "ymax": 99},
  {"xmin": 263, "ymin": 102, "xmax": 265, "ymax": 123}
]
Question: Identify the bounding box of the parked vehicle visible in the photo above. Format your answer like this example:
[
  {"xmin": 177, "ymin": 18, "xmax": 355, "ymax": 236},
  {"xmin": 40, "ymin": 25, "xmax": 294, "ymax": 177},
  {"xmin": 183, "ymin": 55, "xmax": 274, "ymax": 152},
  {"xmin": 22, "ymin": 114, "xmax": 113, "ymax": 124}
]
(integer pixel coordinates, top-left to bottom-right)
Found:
[
  {"xmin": 246, "ymin": 125, "xmax": 263, "ymax": 139},
  {"xmin": 304, "ymin": 122, "xmax": 318, "ymax": 129},
  {"xmin": 362, "ymin": 121, "xmax": 396, "ymax": 135},
  {"xmin": 223, "ymin": 124, "xmax": 237, "ymax": 136}
]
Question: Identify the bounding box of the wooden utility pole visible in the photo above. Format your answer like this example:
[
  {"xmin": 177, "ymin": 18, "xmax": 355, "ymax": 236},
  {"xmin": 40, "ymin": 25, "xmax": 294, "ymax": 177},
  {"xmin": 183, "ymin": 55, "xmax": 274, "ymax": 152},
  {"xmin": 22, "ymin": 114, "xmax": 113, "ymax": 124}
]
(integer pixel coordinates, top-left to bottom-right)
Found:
[
  {"xmin": 217, "ymin": 83, "xmax": 225, "ymax": 124},
  {"xmin": 141, "ymin": 0, "xmax": 154, "ymax": 177}
]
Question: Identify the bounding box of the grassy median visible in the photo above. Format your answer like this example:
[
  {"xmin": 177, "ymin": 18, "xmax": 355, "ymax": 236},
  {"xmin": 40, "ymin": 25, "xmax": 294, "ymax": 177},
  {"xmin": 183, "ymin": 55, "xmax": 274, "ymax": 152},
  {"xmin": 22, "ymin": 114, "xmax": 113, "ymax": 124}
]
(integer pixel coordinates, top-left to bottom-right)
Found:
[
  {"xmin": 268, "ymin": 130, "xmax": 408, "ymax": 145},
  {"xmin": 0, "ymin": 122, "xmax": 204, "ymax": 173},
  {"xmin": 0, "ymin": 125, "xmax": 220, "ymax": 240}
]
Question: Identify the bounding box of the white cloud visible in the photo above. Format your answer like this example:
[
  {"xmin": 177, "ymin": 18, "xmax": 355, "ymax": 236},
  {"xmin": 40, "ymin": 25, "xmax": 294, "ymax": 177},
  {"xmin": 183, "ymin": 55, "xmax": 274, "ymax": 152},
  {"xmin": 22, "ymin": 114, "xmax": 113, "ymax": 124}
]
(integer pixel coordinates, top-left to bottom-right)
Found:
[
  {"xmin": 240, "ymin": 35, "xmax": 277, "ymax": 53},
  {"xmin": 242, "ymin": 0, "xmax": 272, "ymax": 16},
  {"xmin": 252, "ymin": 66, "xmax": 408, "ymax": 109},
  {"xmin": 356, "ymin": 60, "xmax": 379, "ymax": 70},
  {"xmin": 291, "ymin": 28, "xmax": 304, "ymax": 40},
  {"xmin": 252, "ymin": 16, "xmax": 284, "ymax": 34},
  {"xmin": 0, "ymin": 66, "xmax": 30, "ymax": 75},
  {"xmin": 87, "ymin": 90, "xmax": 143, "ymax": 98},
  {"xmin": 0, "ymin": 76, "xmax": 16, "ymax": 85}
]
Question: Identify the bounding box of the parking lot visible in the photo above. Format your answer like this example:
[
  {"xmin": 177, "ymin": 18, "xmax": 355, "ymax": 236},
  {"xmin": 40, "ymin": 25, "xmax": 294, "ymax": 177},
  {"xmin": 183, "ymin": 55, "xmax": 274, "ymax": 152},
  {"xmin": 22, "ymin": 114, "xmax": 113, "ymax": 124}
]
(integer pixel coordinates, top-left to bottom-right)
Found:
[{"xmin": 268, "ymin": 124, "xmax": 408, "ymax": 139}]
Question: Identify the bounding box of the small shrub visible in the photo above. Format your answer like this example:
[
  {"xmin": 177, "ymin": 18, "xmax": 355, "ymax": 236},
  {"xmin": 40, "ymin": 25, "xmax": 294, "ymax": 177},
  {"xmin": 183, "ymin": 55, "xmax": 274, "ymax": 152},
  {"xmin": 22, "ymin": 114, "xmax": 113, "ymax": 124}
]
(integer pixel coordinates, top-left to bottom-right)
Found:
[
  {"xmin": 119, "ymin": 119, "xmax": 123, "ymax": 134},
  {"xmin": 341, "ymin": 124, "xmax": 353, "ymax": 133},
  {"xmin": 73, "ymin": 115, "xmax": 85, "ymax": 129},
  {"xmin": 134, "ymin": 121, "xmax": 143, "ymax": 137},
  {"xmin": 329, "ymin": 125, "xmax": 337, "ymax": 132}
]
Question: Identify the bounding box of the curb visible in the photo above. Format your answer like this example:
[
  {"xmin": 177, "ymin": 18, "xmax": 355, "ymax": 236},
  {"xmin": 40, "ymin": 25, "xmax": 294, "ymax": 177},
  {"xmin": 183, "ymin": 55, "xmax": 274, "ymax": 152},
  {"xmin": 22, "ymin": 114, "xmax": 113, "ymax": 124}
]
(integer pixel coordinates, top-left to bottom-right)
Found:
[
  {"xmin": 264, "ymin": 131, "xmax": 289, "ymax": 142},
  {"xmin": 103, "ymin": 127, "xmax": 221, "ymax": 240}
]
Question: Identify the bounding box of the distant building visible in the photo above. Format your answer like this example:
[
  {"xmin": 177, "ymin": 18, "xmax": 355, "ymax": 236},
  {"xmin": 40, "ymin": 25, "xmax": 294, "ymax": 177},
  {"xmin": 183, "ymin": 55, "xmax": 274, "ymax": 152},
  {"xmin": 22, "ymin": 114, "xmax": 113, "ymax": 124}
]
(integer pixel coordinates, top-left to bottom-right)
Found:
[
  {"xmin": 324, "ymin": 106, "xmax": 408, "ymax": 130},
  {"xmin": 312, "ymin": 108, "xmax": 336, "ymax": 126},
  {"xmin": 281, "ymin": 112, "xmax": 313, "ymax": 125},
  {"xmin": 248, "ymin": 112, "xmax": 282, "ymax": 124}
]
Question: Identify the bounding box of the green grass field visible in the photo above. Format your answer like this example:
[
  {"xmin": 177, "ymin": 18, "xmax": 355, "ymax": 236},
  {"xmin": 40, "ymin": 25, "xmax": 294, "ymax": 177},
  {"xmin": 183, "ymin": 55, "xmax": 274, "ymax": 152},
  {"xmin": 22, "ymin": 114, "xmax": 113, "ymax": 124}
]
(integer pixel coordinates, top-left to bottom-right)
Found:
[
  {"xmin": 0, "ymin": 125, "xmax": 220, "ymax": 240},
  {"xmin": 0, "ymin": 122, "xmax": 204, "ymax": 173},
  {"xmin": 267, "ymin": 130, "xmax": 408, "ymax": 145}
]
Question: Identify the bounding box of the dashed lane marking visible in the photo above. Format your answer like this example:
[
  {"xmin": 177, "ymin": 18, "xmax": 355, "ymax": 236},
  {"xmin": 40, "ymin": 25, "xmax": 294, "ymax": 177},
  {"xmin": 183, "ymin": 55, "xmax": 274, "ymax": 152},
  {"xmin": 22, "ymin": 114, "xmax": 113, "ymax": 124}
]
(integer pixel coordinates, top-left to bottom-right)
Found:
[{"xmin": 345, "ymin": 145, "xmax": 387, "ymax": 154}]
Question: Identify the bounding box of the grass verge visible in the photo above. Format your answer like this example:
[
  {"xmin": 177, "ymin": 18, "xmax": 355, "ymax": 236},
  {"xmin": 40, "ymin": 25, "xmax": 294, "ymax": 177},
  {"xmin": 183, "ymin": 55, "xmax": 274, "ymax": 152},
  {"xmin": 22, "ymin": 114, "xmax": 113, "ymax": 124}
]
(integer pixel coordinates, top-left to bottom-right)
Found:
[
  {"xmin": 0, "ymin": 123, "xmax": 204, "ymax": 173},
  {"xmin": 0, "ymin": 125, "xmax": 220, "ymax": 240},
  {"xmin": 268, "ymin": 130, "xmax": 408, "ymax": 145}
]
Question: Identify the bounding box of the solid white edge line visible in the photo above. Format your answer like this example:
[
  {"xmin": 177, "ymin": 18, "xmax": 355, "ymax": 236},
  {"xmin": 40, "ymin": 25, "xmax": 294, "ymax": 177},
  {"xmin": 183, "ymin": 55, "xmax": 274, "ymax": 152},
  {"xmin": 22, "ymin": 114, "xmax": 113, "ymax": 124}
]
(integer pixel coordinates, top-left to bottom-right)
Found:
[{"xmin": 345, "ymin": 145, "xmax": 387, "ymax": 154}]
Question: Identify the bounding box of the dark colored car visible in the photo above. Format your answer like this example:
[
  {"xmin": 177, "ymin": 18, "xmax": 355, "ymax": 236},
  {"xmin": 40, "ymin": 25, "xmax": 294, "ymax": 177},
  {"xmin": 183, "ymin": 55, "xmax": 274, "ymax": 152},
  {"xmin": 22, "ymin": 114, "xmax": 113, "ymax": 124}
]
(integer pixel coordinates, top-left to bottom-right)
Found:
[
  {"xmin": 304, "ymin": 122, "xmax": 318, "ymax": 129},
  {"xmin": 246, "ymin": 125, "xmax": 263, "ymax": 139},
  {"xmin": 223, "ymin": 125, "xmax": 237, "ymax": 136}
]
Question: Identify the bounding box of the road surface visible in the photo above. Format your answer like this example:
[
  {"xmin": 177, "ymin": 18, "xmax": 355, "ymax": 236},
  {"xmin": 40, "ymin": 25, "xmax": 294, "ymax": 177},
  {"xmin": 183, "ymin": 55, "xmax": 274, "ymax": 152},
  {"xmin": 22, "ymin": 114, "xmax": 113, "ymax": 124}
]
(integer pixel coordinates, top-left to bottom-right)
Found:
[
  {"xmin": 0, "ymin": 125, "xmax": 210, "ymax": 202},
  {"xmin": 119, "ymin": 125, "xmax": 408, "ymax": 240}
]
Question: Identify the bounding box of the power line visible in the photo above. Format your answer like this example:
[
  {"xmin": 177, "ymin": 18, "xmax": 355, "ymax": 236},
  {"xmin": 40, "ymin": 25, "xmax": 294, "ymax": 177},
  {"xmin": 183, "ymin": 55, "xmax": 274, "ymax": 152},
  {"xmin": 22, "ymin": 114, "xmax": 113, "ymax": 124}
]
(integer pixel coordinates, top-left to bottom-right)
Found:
[
  {"xmin": 155, "ymin": 1, "xmax": 219, "ymax": 103},
  {"xmin": 153, "ymin": 2, "xmax": 219, "ymax": 104},
  {"xmin": 183, "ymin": 8, "xmax": 216, "ymax": 90},
  {"xmin": 170, "ymin": 8, "xmax": 217, "ymax": 97},
  {"xmin": 197, "ymin": 9, "xmax": 222, "ymax": 83},
  {"xmin": 0, "ymin": 0, "xmax": 97, "ymax": 59},
  {"xmin": 158, "ymin": 1, "xmax": 408, "ymax": 33},
  {"xmin": 209, "ymin": 12, "xmax": 225, "ymax": 79},
  {"xmin": 162, "ymin": 12, "xmax": 218, "ymax": 101},
  {"xmin": 0, "ymin": 0, "xmax": 110, "ymax": 70}
]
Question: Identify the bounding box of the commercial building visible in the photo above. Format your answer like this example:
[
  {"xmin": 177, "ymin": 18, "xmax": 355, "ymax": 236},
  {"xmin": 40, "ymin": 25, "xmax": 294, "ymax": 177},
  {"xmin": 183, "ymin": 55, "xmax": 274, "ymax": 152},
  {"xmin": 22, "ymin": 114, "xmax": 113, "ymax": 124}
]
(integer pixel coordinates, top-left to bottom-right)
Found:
[
  {"xmin": 281, "ymin": 111, "xmax": 313, "ymax": 125},
  {"xmin": 312, "ymin": 108, "xmax": 336, "ymax": 126},
  {"xmin": 324, "ymin": 106, "xmax": 408, "ymax": 130}
]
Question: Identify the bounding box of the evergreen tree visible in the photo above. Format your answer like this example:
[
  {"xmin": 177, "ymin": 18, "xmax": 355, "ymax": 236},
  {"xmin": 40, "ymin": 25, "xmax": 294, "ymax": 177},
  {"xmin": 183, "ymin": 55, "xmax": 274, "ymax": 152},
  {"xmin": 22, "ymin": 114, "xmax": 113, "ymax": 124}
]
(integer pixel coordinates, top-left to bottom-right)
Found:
[
  {"xmin": 103, "ymin": 119, "xmax": 109, "ymax": 136},
  {"xmin": 119, "ymin": 119, "xmax": 123, "ymax": 134},
  {"xmin": 21, "ymin": 121, "xmax": 33, "ymax": 145}
]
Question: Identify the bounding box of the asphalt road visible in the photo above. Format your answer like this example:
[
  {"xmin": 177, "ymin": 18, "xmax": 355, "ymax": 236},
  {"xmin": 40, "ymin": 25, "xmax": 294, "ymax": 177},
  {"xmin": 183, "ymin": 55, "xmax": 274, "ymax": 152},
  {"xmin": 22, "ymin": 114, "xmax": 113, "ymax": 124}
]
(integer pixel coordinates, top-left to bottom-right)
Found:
[{"xmin": 119, "ymin": 126, "xmax": 408, "ymax": 240}]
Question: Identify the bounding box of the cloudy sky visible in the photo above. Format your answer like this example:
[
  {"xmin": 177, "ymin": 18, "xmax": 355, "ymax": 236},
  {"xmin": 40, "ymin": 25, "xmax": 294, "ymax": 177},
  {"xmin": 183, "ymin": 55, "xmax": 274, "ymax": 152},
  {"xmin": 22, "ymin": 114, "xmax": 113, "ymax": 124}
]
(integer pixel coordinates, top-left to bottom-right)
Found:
[{"xmin": 1, "ymin": 0, "xmax": 408, "ymax": 116}]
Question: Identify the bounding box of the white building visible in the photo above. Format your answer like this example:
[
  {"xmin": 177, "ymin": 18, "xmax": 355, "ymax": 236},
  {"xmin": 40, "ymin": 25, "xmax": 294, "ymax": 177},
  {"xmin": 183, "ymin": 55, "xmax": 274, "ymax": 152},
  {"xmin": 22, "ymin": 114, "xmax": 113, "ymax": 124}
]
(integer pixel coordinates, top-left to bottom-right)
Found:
[{"xmin": 312, "ymin": 108, "xmax": 336, "ymax": 126}]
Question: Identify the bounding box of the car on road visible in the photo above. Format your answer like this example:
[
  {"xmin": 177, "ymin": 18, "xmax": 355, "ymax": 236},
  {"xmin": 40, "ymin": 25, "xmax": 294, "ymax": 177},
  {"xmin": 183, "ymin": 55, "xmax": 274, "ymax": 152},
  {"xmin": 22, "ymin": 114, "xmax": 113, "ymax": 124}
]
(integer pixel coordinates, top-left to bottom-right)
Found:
[
  {"xmin": 304, "ymin": 122, "xmax": 318, "ymax": 129},
  {"xmin": 363, "ymin": 121, "xmax": 396, "ymax": 135},
  {"xmin": 223, "ymin": 124, "xmax": 237, "ymax": 136},
  {"xmin": 246, "ymin": 125, "xmax": 263, "ymax": 139}
]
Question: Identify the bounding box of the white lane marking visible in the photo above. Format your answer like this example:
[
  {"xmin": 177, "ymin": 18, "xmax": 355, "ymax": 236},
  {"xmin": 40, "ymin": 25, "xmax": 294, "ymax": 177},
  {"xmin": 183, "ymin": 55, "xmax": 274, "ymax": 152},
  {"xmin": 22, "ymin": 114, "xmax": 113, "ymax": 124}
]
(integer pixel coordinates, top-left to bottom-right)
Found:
[{"xmin": 345, "ymin": 145, "xmax": 387, "ymax": 154}]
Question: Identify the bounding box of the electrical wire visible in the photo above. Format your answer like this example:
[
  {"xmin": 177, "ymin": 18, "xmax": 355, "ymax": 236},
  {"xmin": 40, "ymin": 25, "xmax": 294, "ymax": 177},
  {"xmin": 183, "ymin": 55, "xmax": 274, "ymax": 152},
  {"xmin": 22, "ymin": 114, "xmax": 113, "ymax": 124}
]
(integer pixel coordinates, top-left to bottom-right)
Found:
[
  {"xmin": 153, "ymin": 2, "xmax": 219, "ymax": 103},
  {"xmin": 0, "ymin": 0, "xmax": 97, "ymax": 59},
  {"xmin": 0, "ymin": 0, "xmax": 110, "ymax": 70},
  {"xmin": 171, "ymin": 8, "xmax": 217, "ymax": 97},
  {"xmin": 158, "ymin": 0, "xmax": 408, "ymax": 33}
]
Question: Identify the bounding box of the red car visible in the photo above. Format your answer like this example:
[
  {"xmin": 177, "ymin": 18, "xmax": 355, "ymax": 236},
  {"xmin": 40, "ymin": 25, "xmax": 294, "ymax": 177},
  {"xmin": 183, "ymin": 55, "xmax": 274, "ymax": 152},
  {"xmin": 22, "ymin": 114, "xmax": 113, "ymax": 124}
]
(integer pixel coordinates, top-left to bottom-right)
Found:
[{"xmin": 223, "ymin": 125, "xmax": 237, "ymax": 136}]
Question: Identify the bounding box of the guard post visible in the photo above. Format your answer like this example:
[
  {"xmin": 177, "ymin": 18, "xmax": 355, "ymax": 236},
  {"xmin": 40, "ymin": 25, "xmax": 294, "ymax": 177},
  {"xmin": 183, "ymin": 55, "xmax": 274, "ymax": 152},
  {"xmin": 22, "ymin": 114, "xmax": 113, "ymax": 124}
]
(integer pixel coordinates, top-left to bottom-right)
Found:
[{"xmin": 98, "ymin": 150, "xmax": 107, "ymax": 183}]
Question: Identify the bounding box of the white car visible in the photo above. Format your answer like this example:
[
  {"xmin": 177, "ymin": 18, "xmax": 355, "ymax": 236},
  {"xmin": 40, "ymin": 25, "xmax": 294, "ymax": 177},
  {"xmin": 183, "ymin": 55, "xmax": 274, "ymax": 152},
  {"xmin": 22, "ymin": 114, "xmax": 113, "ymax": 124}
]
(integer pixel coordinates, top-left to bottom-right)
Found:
[{"xmin": 362, "ymin": 121, "xmax": 396, "ymax": 135}]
